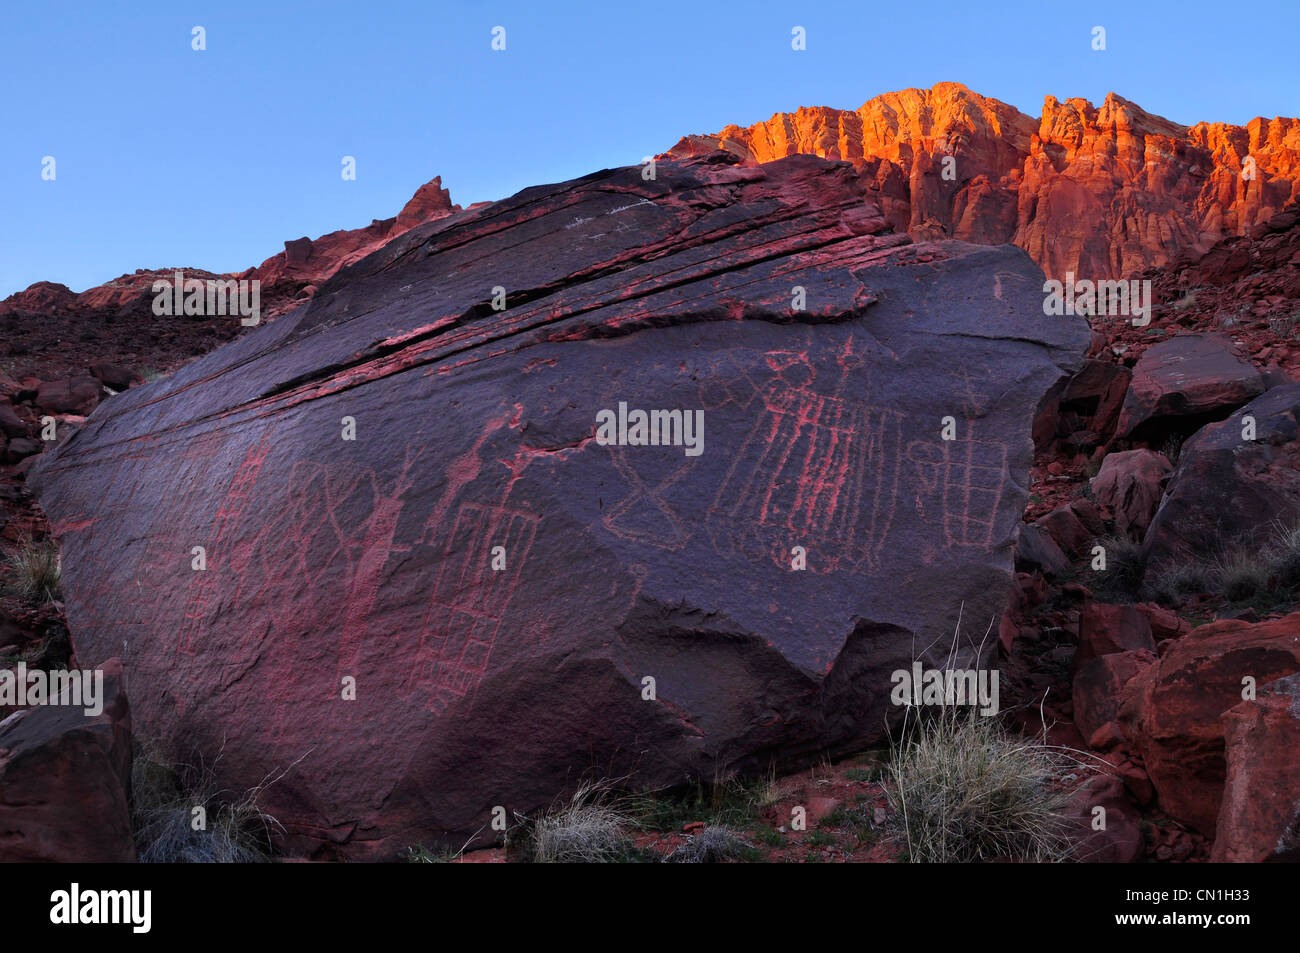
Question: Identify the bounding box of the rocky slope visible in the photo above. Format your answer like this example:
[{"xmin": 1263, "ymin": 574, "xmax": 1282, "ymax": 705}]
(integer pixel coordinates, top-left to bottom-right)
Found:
[
  {"xmin": 0, "ymin": 177, "xmax": 462, "ymax": 381},
  {"xmin": 669, "ymin": 83, "xmax": 1300, "ymax": 280},
  {"xmin": 1001, "ymin": 199, "xmax": 1300, "ymax": 862}
]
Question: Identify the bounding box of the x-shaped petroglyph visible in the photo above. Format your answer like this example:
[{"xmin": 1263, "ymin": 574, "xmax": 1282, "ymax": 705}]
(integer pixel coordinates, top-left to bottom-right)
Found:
[{"xmin": 602, "ymin": 445, "xmax": 697, "ymax": 550}]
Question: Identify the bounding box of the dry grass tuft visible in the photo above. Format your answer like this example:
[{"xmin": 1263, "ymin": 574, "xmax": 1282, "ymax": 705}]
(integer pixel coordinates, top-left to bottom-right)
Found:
[
  {"xmin": 1214, "ymin": 549, "xmax": 1270, "ymax": 602},
  {"xmin": 662, "ymin": 825, "xmax": 753, "ymax": 863},
  {"xmin": 885, "ymin": 708, "xmax": 1076, "ymax": 863},
  {"xmin": 1092, "ymin": 534, "xmax": 1145, "ymax": 599},
  {"xmin": 3, "ymin": 536, "xmax": 62, "ymax": 604},
  {"xmin": 1267, "ymin": 520, "xmax": 1300, "ymax": 588},
  {"xmin": 511, "ymin": 781, "xmax": 633, "ymax": 863},
  {"xmin": 131, "ymin": 740, "xmax": 296, "ymax": 863}
]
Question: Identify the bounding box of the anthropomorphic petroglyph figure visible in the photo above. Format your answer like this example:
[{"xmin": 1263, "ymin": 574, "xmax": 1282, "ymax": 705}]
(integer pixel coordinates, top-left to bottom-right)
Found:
[{"xmin": 707, "ymin": 344, "xmax": 903, "ymax": 574}]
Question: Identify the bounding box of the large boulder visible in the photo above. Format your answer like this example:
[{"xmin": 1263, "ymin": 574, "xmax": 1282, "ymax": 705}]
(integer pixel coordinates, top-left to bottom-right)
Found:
[
  {"xmin": 1072, "ymin": 648, "xmax": 1156, "ymax": 744},
  {"xmin": 33, "ymin": 152, "xmax": 1088, "ymax": 859},
  {"xmin": 1118, "ymin": 612, "xmax": 1300, "ymax": 836},
  {"xmin": 1074, "ymin": 602, "xmax": 1155, "ymax": 674},
  {"xmin": 1115, "ymin": 334, "xmax": 1264, "ymax": 443},
  {"xmin": 1091, "ymin": 449, "xmax": 1171, "ymax": 540},
  {"xmin": 35, "ymin": 376, "xmax": 102, "ymax": 417},
  {"xmin": 1213, "ymin": 673, "xmax": 1300, "ymax": 861},
  {"xmin": 0, "ymin": 659, "xmax": 134, "ymax": 862},
  {"xmin": 1062, "ymin": 360, "xmax": 1131, "ymax": 443},
  {"xmin": 1034, "ymin": 358, "xmax": 1131, "ymax": 455},
  {"xmin": 1142, "ymin": 384, "xmax": 1300, "ymax": 571}
]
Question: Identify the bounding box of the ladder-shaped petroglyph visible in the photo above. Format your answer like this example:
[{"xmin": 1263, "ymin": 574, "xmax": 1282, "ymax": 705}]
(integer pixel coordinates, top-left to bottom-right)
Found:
[
  {"xmin": 905, "ymin": 371, "xmax": 1009, "ymax": 551},
  {"xmin": 906, "ymin": 432, "xmax": 1008, "ymax": 549},
  {"xmin": 399, "ymin": 411, "xmax": 541, "ymax": 717},
  {"xmin": 406, "ymin": 500, "xmax": 538, "ymax": 717},
  {"xmin": 600, "ymin": 345, "xmax": 1014, "ymax": 569},
  {"xmin": 175, "ymin": 428, "xmax": 275, "ymax": 656}
]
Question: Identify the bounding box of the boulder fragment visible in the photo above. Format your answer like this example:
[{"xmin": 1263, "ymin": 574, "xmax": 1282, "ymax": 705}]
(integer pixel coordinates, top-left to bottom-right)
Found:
[{"xmin": 0, "ymin": 659, "xmax": 133, "ymax": 862}]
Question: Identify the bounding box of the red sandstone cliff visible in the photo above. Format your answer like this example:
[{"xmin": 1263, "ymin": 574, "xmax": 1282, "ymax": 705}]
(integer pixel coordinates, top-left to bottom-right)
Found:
[
  {"xmin": 668, "ymin": 83, "xmax": 1300, "ymax": 280},
  {"xmin": 239, "ymin": 175, "xmax": 459, "ymax": 316},
  {"xmin": 8, "ymin": 85, "xmax": 1298, "ymax": 333}
]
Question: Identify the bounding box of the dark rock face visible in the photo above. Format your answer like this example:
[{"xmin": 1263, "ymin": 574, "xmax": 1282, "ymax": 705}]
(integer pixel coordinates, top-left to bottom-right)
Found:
[
  {"xmin": 1115, "ymin": 334, "xmax": 1264, "ymax": 444},
  {"xmin": 1065, "ymin": 774, "xmax": 1145, "ymax": 863},
  {"xmin": 1142, "ymin": 384, "xmax": 1300, "ymax": 570},
  {"xmin": 33, "ymin": 153, "xmax": 1088, "ymax": 859},
  {"xmin": 1014, "ymin": 523, "xmax": 1068, "ymax": 576},
  {"xmin": 1074, "ymin": 603, "xmax": 1155, "ymax": 674},
  {"xmin": 1034, "ymin": 358, "xmax": 1131, "ymax": 456},
  {"xmin": 1072, "ymin": 648, "xmax": 1156, "ymax": 745}
]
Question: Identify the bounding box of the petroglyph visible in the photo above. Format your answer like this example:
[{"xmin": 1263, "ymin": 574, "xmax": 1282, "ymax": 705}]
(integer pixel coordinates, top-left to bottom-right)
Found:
[
  {"xmin": 905, "ymin": 368, "xmax": 1009, "ymax": 550},
  {"xmin": 906, "ymin": 429, "xmax": 1008, "ymax": 550},
  {"xmin": 408, "ymin": 501, "xmax": 538, "ymax": 717},
  {"xmin": 175, "ymin": 428, "xmax": 269, "ymax": 655},
  {"xmin": 130, "ymin": 403, "xmax": 543, "ymax": 722},
  {"xmin": 594, "ymin": 346, "xmax": 1015, "ymax": 569},
  {"xmin": 233, "ymin": 455, "xmax": 383, "ymax": 660},
  {"xmin": 706, "ymin": 347, "xmax": 904, "ymax": 574},
  {"xmin": 334, "ymin": 444, "xmax": 428, "ymax": 679},
  {"xmin": 992, "ymin": 269, "xmax": 1031, "ymax": 302},
  {"xmin": 602, "ymin": 446, "xmax": 697, "ymax": 550}
]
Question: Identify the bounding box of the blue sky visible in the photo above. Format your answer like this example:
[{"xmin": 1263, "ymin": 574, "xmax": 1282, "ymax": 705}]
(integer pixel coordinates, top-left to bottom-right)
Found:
[{"xmin": 2, "ymin": 0, "xmax": 1296, "ymax": 298}]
